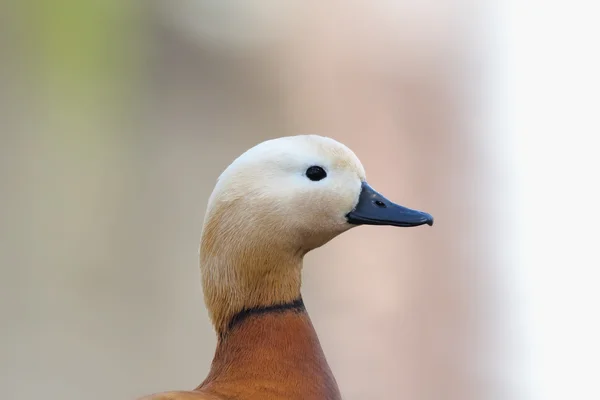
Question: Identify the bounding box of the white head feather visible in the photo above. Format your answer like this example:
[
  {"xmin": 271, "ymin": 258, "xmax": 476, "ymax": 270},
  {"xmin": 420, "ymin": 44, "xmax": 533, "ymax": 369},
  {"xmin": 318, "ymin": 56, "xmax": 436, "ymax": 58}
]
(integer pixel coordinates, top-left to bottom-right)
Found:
[{"xmin": 203, "ymin": 135, "xmax": 367, "ymax": 252}]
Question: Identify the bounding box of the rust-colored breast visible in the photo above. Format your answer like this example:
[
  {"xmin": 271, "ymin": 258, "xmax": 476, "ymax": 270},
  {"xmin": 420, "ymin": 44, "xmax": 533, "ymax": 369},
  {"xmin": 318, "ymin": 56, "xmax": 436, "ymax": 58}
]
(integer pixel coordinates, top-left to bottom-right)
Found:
[
  {"xmin": 199, "ymin": 307, "xmax": 341, "ymax": 400},
  {"xmin": 140, "ymin": 307, "xmax": 341, "ymax": 400}
]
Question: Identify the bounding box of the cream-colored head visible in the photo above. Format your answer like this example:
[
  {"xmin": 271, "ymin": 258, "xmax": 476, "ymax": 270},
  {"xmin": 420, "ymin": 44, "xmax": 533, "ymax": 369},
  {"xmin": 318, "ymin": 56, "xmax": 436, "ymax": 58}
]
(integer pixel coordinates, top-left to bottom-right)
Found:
[
  {"xmin": 203, "ymin": 135, "xmax": 366, "ymax": 254},
  {"xmin": 199, "ymin": 135, "xmax": 432, "ymax": 334}
]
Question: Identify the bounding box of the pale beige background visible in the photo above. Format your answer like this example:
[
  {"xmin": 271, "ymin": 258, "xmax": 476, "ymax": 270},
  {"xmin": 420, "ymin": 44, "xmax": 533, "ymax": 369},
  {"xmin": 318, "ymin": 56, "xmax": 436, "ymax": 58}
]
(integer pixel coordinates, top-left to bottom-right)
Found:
[{"xmin": 0, "ymin": 2, "xmax": 505, "ymax": 399}]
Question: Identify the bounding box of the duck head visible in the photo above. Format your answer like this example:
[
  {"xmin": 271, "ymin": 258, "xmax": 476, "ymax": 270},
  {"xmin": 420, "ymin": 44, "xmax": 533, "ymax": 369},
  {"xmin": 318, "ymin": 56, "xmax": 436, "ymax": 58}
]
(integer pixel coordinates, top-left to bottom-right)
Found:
[{"xmin": 200, "ymin": 135, "xmax": 433, "ymax": 334}]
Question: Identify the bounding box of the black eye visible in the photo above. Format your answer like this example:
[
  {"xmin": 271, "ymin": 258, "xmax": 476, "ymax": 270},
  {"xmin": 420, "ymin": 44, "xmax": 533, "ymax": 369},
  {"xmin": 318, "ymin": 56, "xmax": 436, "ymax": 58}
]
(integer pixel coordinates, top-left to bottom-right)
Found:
[{"xmin": 305, "ymin": 166, "xmax": 327, "ymax": 181}]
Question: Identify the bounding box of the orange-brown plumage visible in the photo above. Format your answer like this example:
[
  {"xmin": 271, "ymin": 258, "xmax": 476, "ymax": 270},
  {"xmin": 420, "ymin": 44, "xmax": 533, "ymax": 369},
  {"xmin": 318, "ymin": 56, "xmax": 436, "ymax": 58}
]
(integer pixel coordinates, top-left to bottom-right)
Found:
[{"xmin": 141, "ymin": 307, "xmax": 340, "ymax": 400}]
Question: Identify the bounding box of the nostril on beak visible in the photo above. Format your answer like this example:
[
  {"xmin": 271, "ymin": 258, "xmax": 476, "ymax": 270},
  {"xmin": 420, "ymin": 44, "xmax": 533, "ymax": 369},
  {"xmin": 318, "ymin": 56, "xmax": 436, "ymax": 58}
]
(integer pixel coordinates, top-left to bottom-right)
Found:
[{"xmin": 373, "ymin": 200, "xmax": 386, "ymax": 208}]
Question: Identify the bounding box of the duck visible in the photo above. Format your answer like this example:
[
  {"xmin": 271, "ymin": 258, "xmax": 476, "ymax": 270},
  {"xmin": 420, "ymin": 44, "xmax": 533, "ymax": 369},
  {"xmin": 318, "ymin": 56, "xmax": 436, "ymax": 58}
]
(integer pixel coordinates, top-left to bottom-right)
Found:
[{"xmin": 139, "ymin": 135, "xmax": 433, "ymax": 400}]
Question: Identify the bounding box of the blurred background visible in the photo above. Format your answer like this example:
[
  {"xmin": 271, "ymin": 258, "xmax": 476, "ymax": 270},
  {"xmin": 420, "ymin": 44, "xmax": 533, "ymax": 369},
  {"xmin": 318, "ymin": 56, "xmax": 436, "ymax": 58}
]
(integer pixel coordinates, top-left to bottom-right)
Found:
[{"xmin": 1, "ymin": 1, "xmax": 598, "ymax": 399}]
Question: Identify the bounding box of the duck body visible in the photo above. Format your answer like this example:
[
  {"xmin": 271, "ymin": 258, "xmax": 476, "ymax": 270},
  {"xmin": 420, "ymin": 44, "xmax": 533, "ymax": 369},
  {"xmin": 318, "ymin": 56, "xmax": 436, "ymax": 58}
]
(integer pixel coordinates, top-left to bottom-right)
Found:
[
  {"xmin": 138, "ymin": 135, "xmax": 432, "ymax": 400},
  {"xmin": 141, "ymin": 301, "xmax": 340, "ymax": 400}
]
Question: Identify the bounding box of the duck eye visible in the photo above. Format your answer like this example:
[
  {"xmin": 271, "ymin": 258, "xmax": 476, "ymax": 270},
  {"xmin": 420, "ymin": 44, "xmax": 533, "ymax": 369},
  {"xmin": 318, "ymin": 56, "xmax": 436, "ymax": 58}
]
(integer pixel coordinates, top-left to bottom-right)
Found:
[{"xmin": 305, "ymin": 166, "xmax": 327, "ymax": 181}]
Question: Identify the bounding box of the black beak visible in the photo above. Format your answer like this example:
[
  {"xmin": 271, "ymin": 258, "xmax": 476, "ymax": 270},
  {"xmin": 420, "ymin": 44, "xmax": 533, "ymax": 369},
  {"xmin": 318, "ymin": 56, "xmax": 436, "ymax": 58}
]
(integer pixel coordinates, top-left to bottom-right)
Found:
[{"xmin": 346, "ymin": 182, "xmax": 434, "ymax": 228}]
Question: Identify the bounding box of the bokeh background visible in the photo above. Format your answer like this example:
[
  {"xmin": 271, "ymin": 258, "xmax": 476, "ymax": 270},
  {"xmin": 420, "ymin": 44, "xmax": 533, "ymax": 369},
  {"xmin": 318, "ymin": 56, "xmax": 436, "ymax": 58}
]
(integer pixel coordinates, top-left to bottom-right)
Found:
[{"xmin": 1, "ymin": 1, "xmax": 598, "ymax": 400}]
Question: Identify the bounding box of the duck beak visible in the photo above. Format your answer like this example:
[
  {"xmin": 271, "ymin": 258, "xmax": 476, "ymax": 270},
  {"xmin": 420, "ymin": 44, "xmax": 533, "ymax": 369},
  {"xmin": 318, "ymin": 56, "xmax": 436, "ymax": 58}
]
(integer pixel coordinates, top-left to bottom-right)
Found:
[{"xmin": 346, "ymin": 182, "xmax": 434, "ymax": 228}]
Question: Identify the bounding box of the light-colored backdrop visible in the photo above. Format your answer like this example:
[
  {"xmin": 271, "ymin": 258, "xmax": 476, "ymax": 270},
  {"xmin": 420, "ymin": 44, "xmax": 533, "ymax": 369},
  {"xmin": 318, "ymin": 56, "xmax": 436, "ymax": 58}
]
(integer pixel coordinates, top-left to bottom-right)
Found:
[{"xmin": 0, "ymin": 2, "xmax": 504, "ymax": 399}]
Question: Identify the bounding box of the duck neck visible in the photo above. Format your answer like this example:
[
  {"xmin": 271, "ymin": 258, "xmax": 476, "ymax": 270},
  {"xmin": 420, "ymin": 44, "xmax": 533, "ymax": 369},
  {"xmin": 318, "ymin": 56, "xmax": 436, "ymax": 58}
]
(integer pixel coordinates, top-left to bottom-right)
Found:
[
  {"xmin": 200, "ymin": 232, "xmax": 305, "ymax": 336},
  {"xmin": 198, "ymin": 299, "xmax": 341, "ymax": 400},
  {"xmin": 198, "ymin": 201, "xmax": 342, "ymax": 398}
]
